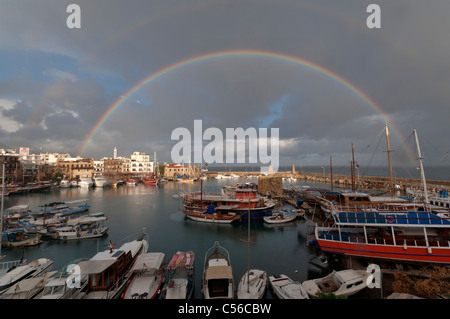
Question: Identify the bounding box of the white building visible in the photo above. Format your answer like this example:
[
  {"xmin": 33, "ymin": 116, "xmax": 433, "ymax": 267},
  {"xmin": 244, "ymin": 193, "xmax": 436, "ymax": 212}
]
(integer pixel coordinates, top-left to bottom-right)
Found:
[{"xmin": 122, "ymin": 152, "xmax": 155, "ymax": 174}]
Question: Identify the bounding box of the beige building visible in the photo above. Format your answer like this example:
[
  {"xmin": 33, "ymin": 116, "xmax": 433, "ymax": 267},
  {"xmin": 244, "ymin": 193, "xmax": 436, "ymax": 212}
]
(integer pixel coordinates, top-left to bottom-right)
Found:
[
  {"xmin": 164, "ymin": 163, "xmax": 199, "ymax": 179},
  {"xmin": 56, "ymin": 157, "xmax": 94, "ymax": 180}
]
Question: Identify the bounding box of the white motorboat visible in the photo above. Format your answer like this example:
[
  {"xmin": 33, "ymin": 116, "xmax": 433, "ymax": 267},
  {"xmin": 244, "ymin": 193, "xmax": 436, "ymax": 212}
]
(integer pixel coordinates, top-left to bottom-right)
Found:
[
  {"xmin": 47, "ymin": 216, "xmax": 109, "ymax": 240},
  {"xmin": 121, "ymin": 252, "xmax": 165, "ymax": 299},
  {"xmin": 70, "ymin": 180, "xmax": 79, "ymax": 187},
  {"xmin": 0, "ymin": 271, "xmax": 56, "ymax": 299},
  {"xmin": 34, "ymin": 258, "xmax": 89, "ymax": 299},
  {"xmin": 202, "ymin": 241, "xmax": 234, "ymax": 299},
  {"xmin": 269, "ymin": 274, "xmax": 309, "ymax": 299},
  {"xmin": 237, "ymin": 269, "xmax": 267, "ymax": 299},
  {"xmin": 302, "ymin": 269, "xmax": 369, "ymax": 297},
  {"xmin": 93, "ymin": 175, "xmax": 110, "ymax": 187},
  {"xmin": 0, "ymin": 258, "xmax": 54, "ymax": 292},
  {"xmin": 78, "ymin": 177, "xmax": 93, "ymax": 188},
  {"xmin": 60, "ymin": 180, "xmax": 71, "ymax": 188}
]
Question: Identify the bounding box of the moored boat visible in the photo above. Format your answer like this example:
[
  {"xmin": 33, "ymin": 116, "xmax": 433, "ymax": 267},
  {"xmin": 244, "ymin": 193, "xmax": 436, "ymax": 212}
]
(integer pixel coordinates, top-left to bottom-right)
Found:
[
  {"xmin": 0, "ymin": 270, "xmax": 57, "ymax": 299},
  {"xmin": 47, "ymin": 215, "xmax": 109, "ymax": 240},
  {"xmin": 93, "ymin": 175, "xmax": 110, "ymax": 188},
  {"xmin": 181, "ymin": 205, "xmax": 241, "ymax": 224},
  {"xmin": 263, "ymin": 208, "xmax": 300, "ymax": 224},
  {"xmin": 183, "ymin": 188, "xmax": 276, "ymax": 219},
  {"xmin": 237, "ymin": 269, "xmax": 267, "ymax": 299},
  {"xmin": 1, "ymin": 226, "xmax": 42, "ymax": 247},
  {"xmin": 121, "ymin": 252, "xmax": 165, "ymax": 299},
  {"xmin": 202, "ymin": 241, "xmax": 234, "ymax": 299},
  {"xmin": 0, "ymin": 258, "xmax": 54, "ymax": 293},
  {"xmin": 126, "ymin": 179, "xmax": 137, "ymax": 186},
  {"xmin": 60, "ymin": 179, "xmax": 71, "ymax": 188},
  {"xmin": 314, "ymin": 130, "xmax": 450, "ymax": 265},
  {"xmin": 268, "ymin": 274, "xmax": 309, "ymax": 299},
  {"xmin": 67, "ymin": 230, "xmax": 149, "ymax": 299},
  {"xmin": 160, "ymin": 251, "xmax": 195, "ymax": 299},
  {"xmin": 143, "ymin": 175, "xmax": 159, "ymax": 186},
  {"xmin": 302, "ymin": 269, "xmax": 369, "ymax": 297},
  {"xmin": 78, "ymin": 177, "xmax": 93, "ymax": 188}
]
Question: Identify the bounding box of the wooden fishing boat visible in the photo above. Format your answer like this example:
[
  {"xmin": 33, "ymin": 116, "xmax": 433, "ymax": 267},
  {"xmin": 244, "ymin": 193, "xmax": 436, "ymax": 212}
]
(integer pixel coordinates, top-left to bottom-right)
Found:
[
  {"xmin": 202, "ymin": 241, "xmax": 234, "ymax": 299},
  {"xmin": 181, "ymin": 205, "xmax": 241, "ymax": 224}
]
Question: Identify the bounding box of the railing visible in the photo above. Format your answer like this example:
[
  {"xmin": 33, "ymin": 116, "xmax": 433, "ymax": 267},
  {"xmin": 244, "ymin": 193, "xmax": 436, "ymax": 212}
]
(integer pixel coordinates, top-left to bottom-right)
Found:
[
  {"xmin": 316, "ymin": 226, "xmax": 450, "ymax": 248},
  {"xmin": 0, "ymin": 259, "xmax": 23, "ymax": 271},
  {"xmin": 332, "ymin": 211, "xmax": 450, "ymax": 226}
]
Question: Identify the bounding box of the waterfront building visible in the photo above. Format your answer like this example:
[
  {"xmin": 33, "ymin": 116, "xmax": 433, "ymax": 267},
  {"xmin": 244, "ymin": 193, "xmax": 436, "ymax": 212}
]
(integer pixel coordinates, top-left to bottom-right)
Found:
[
  {"xmin": 55, "ymin": 157, "xmax": 94, "ymax": 180},
  {"xmin": 0, "ymin": 149, "xmax": 20, "ymax": 183},
  {"xmin": 104, "ymin": 158, "xmax": 124, "ymax": 176},
  {"xmin": 163, "ymin": 163, "xmax": 199, "ymax": 179},
  {"xmin": 18, "ymin": 147, "xmax": 42, "ymax": 182}
]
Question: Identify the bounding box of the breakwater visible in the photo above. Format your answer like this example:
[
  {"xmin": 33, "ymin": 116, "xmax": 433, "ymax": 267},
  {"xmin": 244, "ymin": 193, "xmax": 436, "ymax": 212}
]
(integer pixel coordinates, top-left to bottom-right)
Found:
[{"xmin": 208, "ymin": 171, "xmax": 450, "ymax": 193}]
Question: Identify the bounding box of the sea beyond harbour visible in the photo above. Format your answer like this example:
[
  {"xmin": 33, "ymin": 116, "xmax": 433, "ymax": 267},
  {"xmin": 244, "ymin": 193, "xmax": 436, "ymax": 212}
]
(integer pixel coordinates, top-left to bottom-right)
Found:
[
  {"xmin": 210, "ymin": 165, "xmax": 450, "ymax": 182},
  {"xmin": 1, "ymin": 177, "xmax": 328, "ymax": 299}
]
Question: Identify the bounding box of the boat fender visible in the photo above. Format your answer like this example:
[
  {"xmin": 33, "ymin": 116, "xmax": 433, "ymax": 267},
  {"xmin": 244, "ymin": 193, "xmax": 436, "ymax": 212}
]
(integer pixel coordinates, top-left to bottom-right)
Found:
[
  {"xmin": 77, "ymin": 234, "xmax": 81, "ymax": 238},
  {"xmin": 57, "ymin": 236, "xmax": 60, "ymax": 239},
  {"xmin": 94, "ymin": 231, "xmax": 98, "ymax": 235},
  {"xmin": 63, "ymin": 236, "xmax": 67, "ymax": 239}
]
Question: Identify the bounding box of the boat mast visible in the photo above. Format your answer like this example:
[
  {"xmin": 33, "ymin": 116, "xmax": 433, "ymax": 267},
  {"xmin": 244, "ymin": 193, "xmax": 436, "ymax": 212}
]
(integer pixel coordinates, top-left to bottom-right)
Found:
[
  {"xmin": 330, "ymin": 156, "xmax": 333, "ymax": 192},
  {"xmin": 413, "ymin": 129, "xmax": 429, "ymax": 208},
  {"xmin": 247, "ymin": 196, "xmax": 250, "ymax": 293},
  {"xmin": 351, "ymin": 143, "xmax": 356, "ymax": 192},
  {"xmin": 0, "ymin": 164, "xmax": 4, "ymax": 257},
  {"xmin": 385, "ymin": 125, "xmax": 395, "ymax": 197}
]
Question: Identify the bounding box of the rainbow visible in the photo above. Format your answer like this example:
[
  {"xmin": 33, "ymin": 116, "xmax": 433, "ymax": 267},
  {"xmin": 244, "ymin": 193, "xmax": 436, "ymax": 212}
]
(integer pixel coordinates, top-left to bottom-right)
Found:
[{"xmin": 78, "ymin": 49, "xmax": 409, "ymax": 158}]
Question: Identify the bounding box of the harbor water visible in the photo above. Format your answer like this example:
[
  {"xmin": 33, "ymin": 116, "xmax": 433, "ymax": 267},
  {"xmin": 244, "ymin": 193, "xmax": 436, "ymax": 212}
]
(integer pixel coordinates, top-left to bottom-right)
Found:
[{"xmin": 1, "ymin": 178, "xmax": 327, "ymax": 299}]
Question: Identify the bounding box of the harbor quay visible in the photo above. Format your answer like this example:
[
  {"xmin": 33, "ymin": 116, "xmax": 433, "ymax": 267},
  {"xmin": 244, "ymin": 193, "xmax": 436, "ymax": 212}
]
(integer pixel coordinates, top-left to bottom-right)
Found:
[{"xmin": 207, "ymin": 171, "xmax": 450, "ymax": 194}]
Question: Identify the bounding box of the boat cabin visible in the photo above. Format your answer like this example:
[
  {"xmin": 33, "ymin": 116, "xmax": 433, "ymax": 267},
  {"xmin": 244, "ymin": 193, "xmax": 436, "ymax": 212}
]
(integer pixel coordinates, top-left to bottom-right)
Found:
[{"xmin": 78, "ymin": 241, "xmax": 143, "ymax": 293}]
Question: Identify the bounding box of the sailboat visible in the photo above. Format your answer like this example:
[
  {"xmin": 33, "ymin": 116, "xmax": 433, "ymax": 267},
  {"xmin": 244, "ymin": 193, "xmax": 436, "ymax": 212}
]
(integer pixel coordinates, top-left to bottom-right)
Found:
[
  {"xmin": 314, "ymin": 129, "xmax": 450, "ymax": 265},
  {"xmin": 237, "ymin": 199, "xmax": 267, "ymax": 299}
]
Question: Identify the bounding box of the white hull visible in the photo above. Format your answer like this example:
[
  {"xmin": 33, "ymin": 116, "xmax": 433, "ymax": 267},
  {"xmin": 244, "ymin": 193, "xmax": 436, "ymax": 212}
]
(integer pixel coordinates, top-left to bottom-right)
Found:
[
  {"xmin": 0, "ymin": 258, "xmax": 53, "ymax": 293},
  {"xmin": 237, "ymin": 269, "xmax": 267, "ymax": 299},
  {"xmin": 49, "ymin": 227, "xmax": 109, "ymax": 240},
  {"xmin": 79, "ymin": 178, "xmax": 93, "ymax": 188},
  {"xmin": 269, "ymin": 274, "xmax": 309, "ymax": 299},
  {"xmin": 302, "ymin": 269, "xmax": 369, "ymax": 297}
]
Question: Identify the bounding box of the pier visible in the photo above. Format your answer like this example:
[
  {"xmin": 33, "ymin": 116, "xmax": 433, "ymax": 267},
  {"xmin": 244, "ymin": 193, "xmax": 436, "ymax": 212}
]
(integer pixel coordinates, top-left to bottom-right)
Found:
[{"xmin": 207, "ymin": 170, "xmax": 450, "ymax": 194}]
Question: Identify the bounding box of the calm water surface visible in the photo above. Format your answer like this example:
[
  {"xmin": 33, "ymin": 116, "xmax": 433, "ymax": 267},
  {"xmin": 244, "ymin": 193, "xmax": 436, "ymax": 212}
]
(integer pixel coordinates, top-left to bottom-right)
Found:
[{"xmin": 2, "ymin": 178, "xmax": 326, "ymax": 298}]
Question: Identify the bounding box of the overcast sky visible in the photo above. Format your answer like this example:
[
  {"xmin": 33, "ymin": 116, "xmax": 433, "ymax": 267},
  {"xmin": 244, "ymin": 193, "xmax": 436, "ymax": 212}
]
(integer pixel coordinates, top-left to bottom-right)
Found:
[{"xmin": 0, "ymin": 0, "xmax": 449, "ymax": 171}]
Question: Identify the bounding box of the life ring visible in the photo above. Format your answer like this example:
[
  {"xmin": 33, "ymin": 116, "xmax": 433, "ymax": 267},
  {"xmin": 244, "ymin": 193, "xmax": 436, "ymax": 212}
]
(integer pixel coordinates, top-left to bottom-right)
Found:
[
  {"xmin": 76, "ymin": 234, "xmax": 81, "ymax": 238},
  {"xmin": 386, "ymin": 216, "xmax": 395, "ymax": 224},
  {"xmin": 94, "ymin": 231, "xmax": 98, "ymax": 235},
  {"xmin": 63, "ymin": 236, "xmax": 67, "ymax": 240},
  {"xmin": 57, "ymin": 236, "xmax": 61, "ymax": 240}
]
